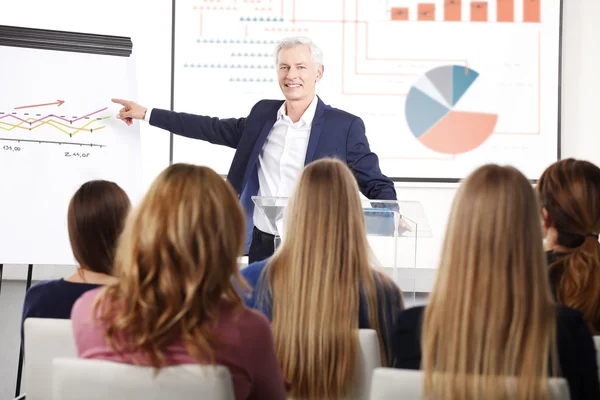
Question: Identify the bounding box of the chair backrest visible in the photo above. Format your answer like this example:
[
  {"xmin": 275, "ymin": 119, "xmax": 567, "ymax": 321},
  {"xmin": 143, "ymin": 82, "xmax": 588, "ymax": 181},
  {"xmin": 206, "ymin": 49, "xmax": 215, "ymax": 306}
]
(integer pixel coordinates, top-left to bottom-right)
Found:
[
  {"xmin": 593, "ymin": 336, "xmax": 600, "ymax": 380},
  {"xmin": 23, "ymin": 318, "xmax": 78, "ymax": 400},
  {"xmin": 52, "ymin": 358, "xmax": 235, "ymax": 400},
  {"xmin": 348, "ymin": 329, "xmax": 383, "ymax": 399},
  {"xmin": 287, "ymin": 329, "xmax": 382, "ymax": 400},
  {"xmin": 369, "ymin": 368, "xmax": 571, "ymax": 400}
]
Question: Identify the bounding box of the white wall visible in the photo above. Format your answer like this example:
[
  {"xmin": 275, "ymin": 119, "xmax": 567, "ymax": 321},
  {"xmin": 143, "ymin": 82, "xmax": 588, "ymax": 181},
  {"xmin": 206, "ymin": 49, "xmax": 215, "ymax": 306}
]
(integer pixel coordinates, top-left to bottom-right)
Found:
[
  {"xmin": 2, "ymin": 0, "xmax": 600, "ymax": 292},
  {"xmin": 560, "ymin": 0, "xmax": 600, "ymax": 163},
  {"xmin": 1, "ymin": 0, "xmax": 172, "ymax": 279}
]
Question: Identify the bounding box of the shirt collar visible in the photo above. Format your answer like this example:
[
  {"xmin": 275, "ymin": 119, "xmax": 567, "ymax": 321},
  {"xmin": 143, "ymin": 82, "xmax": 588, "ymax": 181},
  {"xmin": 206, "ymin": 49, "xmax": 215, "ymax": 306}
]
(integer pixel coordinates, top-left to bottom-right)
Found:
[{"xmin": 277, "ymin": 95, "xmax": 319, "ymax": 126}]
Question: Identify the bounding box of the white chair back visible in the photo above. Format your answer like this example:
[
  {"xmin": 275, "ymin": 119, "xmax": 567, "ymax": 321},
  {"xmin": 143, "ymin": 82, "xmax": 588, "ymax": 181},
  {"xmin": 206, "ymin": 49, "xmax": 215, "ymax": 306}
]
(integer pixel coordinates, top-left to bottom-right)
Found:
[
  {"xmin": 52, "ymin": 358, "xmax": 235, "ymax": 400},
  {"xmin": 23, "ymin": 318, "xmax": 77, "ymax": 400},
  {"xmin": 369, "ymin": 368, "xmax": 571, "ymax": 400},
  {"xmin": 286, "ymin": 329, "xmax": 382, "ymax": 400},
  {"xmin": 348, "ymin": 329, "xmax": 383, "ymax": 399},
  {"xmin": 593, "ymin": 336, "xmax": 600, "ymax": 380}
]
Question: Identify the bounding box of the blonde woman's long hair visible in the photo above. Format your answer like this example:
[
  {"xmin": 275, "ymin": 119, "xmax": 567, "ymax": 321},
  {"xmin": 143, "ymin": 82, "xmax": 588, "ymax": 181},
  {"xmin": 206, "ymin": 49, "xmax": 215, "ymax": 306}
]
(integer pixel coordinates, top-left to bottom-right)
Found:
[
  {"xmin": 259, "ymin": 158, "xmax": 403, "ymax": 399},
  {"xmin": 94, "ymin": 163, "xmax": 248, "ymax": 367},
  {"xmin": 422, "ymin": 165, "xmax": 558, "ymax": 400}
]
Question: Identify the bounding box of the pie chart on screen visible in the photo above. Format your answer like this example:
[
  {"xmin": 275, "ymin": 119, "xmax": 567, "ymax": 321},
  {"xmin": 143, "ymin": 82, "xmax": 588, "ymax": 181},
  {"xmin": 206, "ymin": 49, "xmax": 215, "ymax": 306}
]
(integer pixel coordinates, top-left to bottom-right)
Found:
[{"xmin": 405, "ymin": 65, "xmax": 498, "ymax": 154}]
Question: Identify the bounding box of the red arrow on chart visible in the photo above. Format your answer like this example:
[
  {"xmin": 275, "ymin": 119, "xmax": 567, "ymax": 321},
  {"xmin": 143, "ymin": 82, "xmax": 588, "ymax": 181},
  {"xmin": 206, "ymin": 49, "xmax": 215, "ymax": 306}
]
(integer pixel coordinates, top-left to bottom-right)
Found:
[{"xmin": 14, "ymin": 100, "xmax": 65, "ymax": 110}]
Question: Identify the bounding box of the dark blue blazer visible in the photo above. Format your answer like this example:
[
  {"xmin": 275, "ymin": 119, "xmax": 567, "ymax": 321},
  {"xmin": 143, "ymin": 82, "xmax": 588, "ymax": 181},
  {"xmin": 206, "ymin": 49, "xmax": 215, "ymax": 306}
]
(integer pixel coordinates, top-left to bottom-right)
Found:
[{"xmin": 149, "ymin": 97, "xmax": 397, "ymax": 248}]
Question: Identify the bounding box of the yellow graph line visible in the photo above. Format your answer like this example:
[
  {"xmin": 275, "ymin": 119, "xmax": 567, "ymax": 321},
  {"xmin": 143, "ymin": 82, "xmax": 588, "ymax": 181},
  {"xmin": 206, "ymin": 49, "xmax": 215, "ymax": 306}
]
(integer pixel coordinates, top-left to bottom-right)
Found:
[{"xmin": 0, "ymin": 116, "xmax": 110, "ymax": 137}]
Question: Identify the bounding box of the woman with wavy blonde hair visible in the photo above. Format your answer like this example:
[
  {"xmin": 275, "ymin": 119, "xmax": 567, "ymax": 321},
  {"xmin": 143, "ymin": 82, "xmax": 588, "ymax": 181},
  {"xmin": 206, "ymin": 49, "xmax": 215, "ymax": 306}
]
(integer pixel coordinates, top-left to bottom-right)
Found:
[
  {"xmin": 391, "ymin": 164, "xmax": 600, "ymax": 400},
  {"xmin": 241, "ymin": 158, "xmax": 404, "ymax": 399},
  {"xmin": 538, "ymin": 158, "xmax": 600, "ymax": 334},
  {"xmin": 70, "ymin": 163, "xmax": 287, "ymax": 400}
]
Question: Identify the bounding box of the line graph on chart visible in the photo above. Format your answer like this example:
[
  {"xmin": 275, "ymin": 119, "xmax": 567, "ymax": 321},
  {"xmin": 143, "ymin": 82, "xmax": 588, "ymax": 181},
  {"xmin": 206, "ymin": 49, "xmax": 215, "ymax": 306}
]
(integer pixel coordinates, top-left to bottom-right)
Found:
[{"xmin": 0, "ymin": 106, "xmax": 110, "ymax": 147}]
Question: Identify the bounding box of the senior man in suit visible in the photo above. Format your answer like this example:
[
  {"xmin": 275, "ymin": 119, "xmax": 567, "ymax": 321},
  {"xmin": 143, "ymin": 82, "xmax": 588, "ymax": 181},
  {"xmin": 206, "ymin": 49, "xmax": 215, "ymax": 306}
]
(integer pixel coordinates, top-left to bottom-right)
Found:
[{"xmin": 113, "ymin": 36, "xmax": 398, "ymax": 263}]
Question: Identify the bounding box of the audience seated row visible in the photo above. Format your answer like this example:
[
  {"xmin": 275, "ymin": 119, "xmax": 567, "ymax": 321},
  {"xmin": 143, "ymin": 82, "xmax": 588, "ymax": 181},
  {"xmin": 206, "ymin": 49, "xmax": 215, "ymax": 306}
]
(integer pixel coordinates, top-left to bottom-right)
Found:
[
  {"xmin": 391, "ymin": 164, "xmax": 600, "ymax": 400},
  {"xmin": 71, "ymin": 164, "xmax": 288, "ymax": 399},
  {"xmin": 23, "ymin": 319, "xmax": 382, "ymax": 400},
  {"xmin": 19, "ymin": 157, "xmax": 600, "ymax": 400}
]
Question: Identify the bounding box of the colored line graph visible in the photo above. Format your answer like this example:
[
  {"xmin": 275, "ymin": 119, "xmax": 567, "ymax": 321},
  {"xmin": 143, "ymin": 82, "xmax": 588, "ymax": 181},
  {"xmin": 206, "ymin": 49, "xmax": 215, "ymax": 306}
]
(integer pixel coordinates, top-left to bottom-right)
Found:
[
  {"xmin": 0, "ymin": 107, "xmax": 110, "ymax": 137},
  {"xmin": 0, "ymin": 107, "xmax": 107, "ymax": 125},
  {"xmin": 0, "ymin": 117, "xmax": 109, "ymax": 136}
]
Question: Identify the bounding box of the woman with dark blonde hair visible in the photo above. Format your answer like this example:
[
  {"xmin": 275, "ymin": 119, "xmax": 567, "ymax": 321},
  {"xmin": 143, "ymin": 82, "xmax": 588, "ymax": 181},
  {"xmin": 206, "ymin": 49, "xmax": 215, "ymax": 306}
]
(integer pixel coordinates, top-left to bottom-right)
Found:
[
  {"xmin": 241, "ymin": 158, "xmax": 404, "ymax": 399},
  {"xmin": 71, "ymin": 164, "xmax": 287, "ymax": 400},
  {"xmin": 391, "ymin": 164, "xmax": 600, "ymax": 400},
  {"xmin": 538, "ymin": 158, "xmax": 600, "ymax": 334}
]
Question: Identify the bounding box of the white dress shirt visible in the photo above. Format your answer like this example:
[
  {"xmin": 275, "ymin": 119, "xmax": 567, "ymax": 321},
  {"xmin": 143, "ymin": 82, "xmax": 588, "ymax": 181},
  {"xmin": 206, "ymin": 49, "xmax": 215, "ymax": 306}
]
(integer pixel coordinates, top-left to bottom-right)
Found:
[
  {"xmin": 143, "ymin": 108, "xmax": 153, "ymax": 122},
  {"xmin": 254, "ymin": 95, "xmax": 318, "ymax": 233},
  {"xmin": 142, "ymin": 96, "xmax": 319, "ymax": 234}
]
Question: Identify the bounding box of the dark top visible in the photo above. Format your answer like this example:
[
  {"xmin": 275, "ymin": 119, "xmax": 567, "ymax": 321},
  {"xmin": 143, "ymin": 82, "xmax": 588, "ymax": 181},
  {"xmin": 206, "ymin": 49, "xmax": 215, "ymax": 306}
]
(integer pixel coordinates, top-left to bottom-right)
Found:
[
  {"xmin": 391, "ymin": 305, "xmax": 600, "ymax": 400},
  {"xmin": 21, "ymin": 278, "xmax": 101, "ymax": 334},
  {"xmin": 240, "ymin": 259, "xmax": 404, "ymax": 364}
]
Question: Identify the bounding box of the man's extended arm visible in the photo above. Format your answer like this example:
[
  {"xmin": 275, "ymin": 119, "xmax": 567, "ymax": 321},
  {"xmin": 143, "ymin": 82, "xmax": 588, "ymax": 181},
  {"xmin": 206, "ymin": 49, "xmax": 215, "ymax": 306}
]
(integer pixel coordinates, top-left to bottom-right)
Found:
[
  {"xmin": 112, "ymin": 98, "xmax": 246, "ymax": 149},
  {"xmin": 346, "ymin": 117, "xmax": 397, "ymax": 200},
  {"xmin": 148, "ymin": 108, "xmax": 245, "ymax": 149}
]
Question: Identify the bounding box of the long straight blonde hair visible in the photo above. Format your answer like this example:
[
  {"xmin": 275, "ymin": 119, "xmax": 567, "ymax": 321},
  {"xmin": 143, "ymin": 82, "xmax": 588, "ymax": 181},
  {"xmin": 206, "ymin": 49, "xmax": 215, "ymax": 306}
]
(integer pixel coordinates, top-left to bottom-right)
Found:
[
  {"xmin": 94, "ymin": 163, "xmax": 248, "ymax": 367},
  {"xmin": 422, "ymin": 164, "xmax": 558, "ymax": 400},
  {"xmin": 259, "ymin": 158, "xmax": 403, "ymax": 399}
]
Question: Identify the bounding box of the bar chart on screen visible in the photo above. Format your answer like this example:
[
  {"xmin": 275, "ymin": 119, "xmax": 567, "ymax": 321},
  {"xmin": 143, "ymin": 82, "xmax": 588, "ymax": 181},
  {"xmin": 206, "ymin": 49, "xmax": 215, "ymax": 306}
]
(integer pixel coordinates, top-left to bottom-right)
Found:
[
  {"xmin": 392, "ymin": 0, "xmax": 541, "ymax": 23},
  {"xmin": 172, "ymin": 0, "xmax": 561, "ymax": 180}
]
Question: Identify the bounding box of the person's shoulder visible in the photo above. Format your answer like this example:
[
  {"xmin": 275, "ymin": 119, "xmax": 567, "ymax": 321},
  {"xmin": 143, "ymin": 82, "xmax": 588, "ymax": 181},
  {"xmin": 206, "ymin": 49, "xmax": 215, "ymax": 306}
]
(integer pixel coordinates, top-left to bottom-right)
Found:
[
  {"xmin": 373, "ymin": 270, "xmax": 400, "ymax": 291},
  {"xmin": 241, "ymin": 259, "xmax": 269, "ymax": 284},
  {"xmin": 236, "ymin": 306, "xmax": 272, "ymax": 337},
  {"xmin": 372, "ymin": 271, "xmax": 402, "ymax": 303},
  {"xmin": 22, "ymin": 279, "xmax": 60, "ymax": 314},
  {"xmin": 26, "ymin": 279, "xmax": 59, "ymax": 296},
  {"xmin": 250, "ymin": 99, "xmax": 284, "ymax": 114},
  {"xmin": 71, "ymin": 287, "xmax": 105, "ymax": 317},
  {"xmin": 255, "ymin": 99, "xmax": 284, "ymax": 106},
  {"xmin": 25, "ymin": 279, "xmax": 78, "ymax": 303},
  {"xmin": 398, "ymin": 305, "xmax": 426, "ymax": 319},
  {"xmin": 556, "ymin": 305, "xmax": 585, "ymax": 321},
  {"xmin": 394, "ymin": 306, "xmax": 426, "ymax": 331},
  {"xmin": 319, "ymin": 97, "xmax": 360, "ymax": 120}
]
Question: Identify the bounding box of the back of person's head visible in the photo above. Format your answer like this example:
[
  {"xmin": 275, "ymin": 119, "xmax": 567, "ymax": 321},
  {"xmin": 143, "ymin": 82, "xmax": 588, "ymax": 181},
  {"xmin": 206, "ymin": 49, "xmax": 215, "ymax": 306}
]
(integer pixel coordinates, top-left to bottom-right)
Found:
[
  {"xmin": 422, "ymin": 164, "xmax": 558, "ymax": 400},
  {"xmin": 537, "ymin": 158, "xmax": 600, "ymax": 333},
  {"xmin": 262, "ymin": 158, "xmax": 402, "ymax": 399},
  {"xmin": 68, "ymin": 180, "xmax": 131, "ymax": 275},
  {"xmin": 96, "ymin": 163, "xmax": 248, "ymax": 367}
]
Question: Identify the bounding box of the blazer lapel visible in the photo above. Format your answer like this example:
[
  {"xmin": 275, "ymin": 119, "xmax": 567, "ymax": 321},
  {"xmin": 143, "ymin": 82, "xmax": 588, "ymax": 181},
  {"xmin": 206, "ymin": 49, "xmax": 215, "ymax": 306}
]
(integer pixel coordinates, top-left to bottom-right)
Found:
[
  {"xmin": 304, "ymin": 97, "xmax": 326, "ymax": 166},
  {"xmin": 242, "ymin": 102, "xmax": 281, "ymax": 187}
]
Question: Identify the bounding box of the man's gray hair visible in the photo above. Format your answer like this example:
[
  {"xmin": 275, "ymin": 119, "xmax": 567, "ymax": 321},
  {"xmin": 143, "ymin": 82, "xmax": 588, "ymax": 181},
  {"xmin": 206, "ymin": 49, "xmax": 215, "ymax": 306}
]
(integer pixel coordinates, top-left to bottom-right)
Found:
[{"xmin": 274, "ymin": 36, "xmax": 323, "ymax": 67}]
